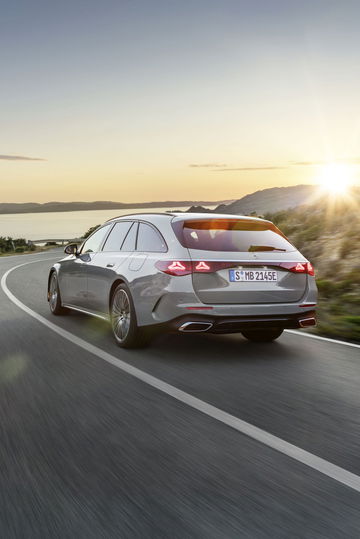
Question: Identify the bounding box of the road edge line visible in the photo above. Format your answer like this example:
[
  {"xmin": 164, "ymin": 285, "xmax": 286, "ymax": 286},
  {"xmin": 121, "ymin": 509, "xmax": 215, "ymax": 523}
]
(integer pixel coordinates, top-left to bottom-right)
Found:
[{"xmin": 285, "ymin": 329, "xmax": 360, "ymax": 349}]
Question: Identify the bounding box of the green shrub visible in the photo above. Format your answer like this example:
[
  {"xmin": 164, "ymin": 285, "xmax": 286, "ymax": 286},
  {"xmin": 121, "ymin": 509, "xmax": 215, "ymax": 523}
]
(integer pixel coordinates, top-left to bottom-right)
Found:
[
  {"xmin": 13, "ymin": 238, "xmax": 27, "ymax": 247},
  {"xmin": 342, "ymin": 316, "xmax": 360, "ymax": 326},
  {"xmin": 339, "ymin": 238, "xmax": 355, "ymax": 258},
  {"xmin": 83, "ymin": 225, "xmax": 100, "ymax": 239},
  {"xmin": 316, "ymin": 279, "xmax": 337, "ymax": 297},
  {"xmin": 340, "ymin": 293, "xmax": 359, "ymax": 304}
]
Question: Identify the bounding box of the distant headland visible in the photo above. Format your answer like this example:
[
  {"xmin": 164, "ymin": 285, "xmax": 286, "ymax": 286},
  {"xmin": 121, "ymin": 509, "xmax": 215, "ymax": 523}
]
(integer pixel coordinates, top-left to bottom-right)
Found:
[{"xmin": 0, "ymin": 200, "xmax": 231, "ymax": 215}]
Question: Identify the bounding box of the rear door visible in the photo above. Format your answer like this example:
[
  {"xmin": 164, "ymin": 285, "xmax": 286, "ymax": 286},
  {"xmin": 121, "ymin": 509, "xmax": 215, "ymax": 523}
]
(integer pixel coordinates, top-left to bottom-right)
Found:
[
  {"xmin": 85, "ymin": 221, "xmax": 137, "ymax": 314},
  {"xmin": 172, "ymin": 217, "xmax": 307, "ymax": 304},
  {"xmin": 128, "ymin": 221, "xmax": 168, "ymax": 322}
]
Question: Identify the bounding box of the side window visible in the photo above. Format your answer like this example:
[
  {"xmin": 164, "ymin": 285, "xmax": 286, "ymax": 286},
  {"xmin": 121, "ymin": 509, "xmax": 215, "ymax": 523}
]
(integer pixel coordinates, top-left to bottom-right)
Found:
[
  {"xmin": 121, "ymin": 222, "xmax": 138, "ymax": 251},
  {"xmin": 136, "ymin": 222, "xmax": 167, "ymax": 252},
  {"xmin": 102, "ymin": 221, "xmax": 132, "ymax": 251},
  {"xmin": 80, "ymin": 224, "xmax": 112, "ymax": 254}
]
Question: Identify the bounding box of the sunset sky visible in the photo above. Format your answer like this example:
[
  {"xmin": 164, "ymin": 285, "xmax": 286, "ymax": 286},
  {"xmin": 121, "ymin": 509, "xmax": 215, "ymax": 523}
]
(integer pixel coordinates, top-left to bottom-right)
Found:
[{"xmin": 1, "ymin": 0, "xmax": 360, "ymax": 203}]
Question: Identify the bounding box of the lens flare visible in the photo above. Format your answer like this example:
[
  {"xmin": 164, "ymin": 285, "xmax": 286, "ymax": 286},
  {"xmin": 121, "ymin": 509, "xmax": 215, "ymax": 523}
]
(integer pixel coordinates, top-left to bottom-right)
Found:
[{"xmin": 316, "ymin": 163, "xmax": 356, "ymax": 195}]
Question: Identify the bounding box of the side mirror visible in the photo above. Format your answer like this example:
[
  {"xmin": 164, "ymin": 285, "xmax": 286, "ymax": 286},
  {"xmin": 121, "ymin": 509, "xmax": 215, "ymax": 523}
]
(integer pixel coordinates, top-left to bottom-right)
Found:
[{"xmin": 64, "ymin": 243, "xmax": 79, "ymax": 256}]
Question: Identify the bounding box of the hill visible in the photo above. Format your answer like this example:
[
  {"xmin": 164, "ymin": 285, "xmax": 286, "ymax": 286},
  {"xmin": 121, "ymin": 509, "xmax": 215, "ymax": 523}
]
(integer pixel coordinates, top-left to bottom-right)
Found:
[{"xmin": 215, "ymin": 184, "xmax": 317, "ymax": 214}]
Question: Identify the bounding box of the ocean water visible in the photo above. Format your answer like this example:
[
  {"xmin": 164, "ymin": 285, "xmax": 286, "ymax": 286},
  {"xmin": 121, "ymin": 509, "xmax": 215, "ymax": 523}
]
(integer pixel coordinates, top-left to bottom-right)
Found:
[{"xmin": 0, "ymin": 205, "xmax": 215, "ymax": 241}]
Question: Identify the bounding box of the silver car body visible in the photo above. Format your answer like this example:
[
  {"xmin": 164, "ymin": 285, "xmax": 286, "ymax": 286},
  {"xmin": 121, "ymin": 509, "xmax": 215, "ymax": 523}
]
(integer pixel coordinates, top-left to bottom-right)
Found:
[{"xmin": 48, "ymin": 212, "xmax": 317, "ymax": 333}]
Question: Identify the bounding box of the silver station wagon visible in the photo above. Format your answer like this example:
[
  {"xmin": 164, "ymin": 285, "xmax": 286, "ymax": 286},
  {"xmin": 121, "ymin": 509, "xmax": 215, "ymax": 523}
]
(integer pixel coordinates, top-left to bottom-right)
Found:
[{"xmin": 48, "ymin": 213, "xmax": 317, "ymax": 347}]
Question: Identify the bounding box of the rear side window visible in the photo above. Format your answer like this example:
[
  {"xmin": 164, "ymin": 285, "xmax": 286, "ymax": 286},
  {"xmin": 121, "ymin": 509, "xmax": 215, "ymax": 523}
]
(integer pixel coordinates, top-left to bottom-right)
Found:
[
  {"xmin": 102, "ymin": 221, "xmax": 132, "ymax": 251},
  {"xmin": 121, "ymin": 222, "xmax": 137, "ymax": 251},
  {"xmin": 136, "ymin": 222, "xmax": 167, "ymax": 252},
  {"xmin": 172, "ymin": 219, "xmax": 296, "ymax": 252}
]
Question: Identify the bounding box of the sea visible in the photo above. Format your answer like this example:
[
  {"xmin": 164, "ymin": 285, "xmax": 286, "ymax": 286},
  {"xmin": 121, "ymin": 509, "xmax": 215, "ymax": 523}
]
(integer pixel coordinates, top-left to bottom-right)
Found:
[{"xmin": 0, "ymin": 205, "xmax": 216, "ymax": 242}]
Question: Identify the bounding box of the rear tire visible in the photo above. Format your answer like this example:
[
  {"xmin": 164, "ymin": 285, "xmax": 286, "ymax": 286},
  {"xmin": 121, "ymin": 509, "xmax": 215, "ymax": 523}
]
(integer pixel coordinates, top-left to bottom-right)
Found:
[
  {"xmin": 110, "ymin": 284, "xmax": 150, "ymax": 348},
  {"xmin": 48, "ymin": 272, "xmax": 69, "ymax": 315},
  {"xmin": 241, "ymin": 328, "xmax": 283, "ymax": 342}
]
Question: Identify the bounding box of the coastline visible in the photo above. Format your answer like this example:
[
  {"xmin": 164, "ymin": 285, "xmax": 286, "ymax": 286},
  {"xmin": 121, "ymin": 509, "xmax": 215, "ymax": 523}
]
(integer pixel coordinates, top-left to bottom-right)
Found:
[{"xmin": 0, "ymin": 199, "xmax": 226, "ymax": 215}]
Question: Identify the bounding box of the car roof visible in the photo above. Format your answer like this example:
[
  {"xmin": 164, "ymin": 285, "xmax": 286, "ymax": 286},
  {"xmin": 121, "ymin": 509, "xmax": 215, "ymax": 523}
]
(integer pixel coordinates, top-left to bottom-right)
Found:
[
  {"xmin": 107, "ymin": 211, "xmax": 268, "ymax": 224},
  {"xmin": 106, "ymin": 212, "xmax": 176, "ymax": 223}
]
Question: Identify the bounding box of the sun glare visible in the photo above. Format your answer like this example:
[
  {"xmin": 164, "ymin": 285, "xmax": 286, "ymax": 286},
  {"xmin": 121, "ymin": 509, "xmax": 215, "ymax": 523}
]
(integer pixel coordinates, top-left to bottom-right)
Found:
[{"xmin": 316, "ymin": 163, "xmax": 355, "ymax": 195}]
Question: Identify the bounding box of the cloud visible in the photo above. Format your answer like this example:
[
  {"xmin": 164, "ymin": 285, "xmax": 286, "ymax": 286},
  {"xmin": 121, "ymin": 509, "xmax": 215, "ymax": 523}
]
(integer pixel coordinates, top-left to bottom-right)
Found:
[
  {"xmin": 215, "ymin": 166, "xmax": 287, "ymax": 172},
  {"xmin": 190, "ymin": 163, "xmax": 287, "ymax": 172},
  {"xmin": 292, "ymin": 158, "xmax": 360, "ymax": 166},
  {"xmin": 292, "ymin": 161, "xmax": 325, "ymax": 166},
  {"xmin": 0, "ymin": 154, "xmax": 45, "ymax": 161},
  {"xmin": 189, "ymin": 163, "xmax": 227, "ymax": 168},
  {"xmin": 190, "ymin": 157, "xmax": 360, "ymax": 172}
]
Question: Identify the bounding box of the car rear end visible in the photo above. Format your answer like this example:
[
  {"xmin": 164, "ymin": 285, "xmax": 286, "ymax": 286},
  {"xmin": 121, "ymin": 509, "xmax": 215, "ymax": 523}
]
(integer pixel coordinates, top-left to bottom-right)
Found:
[{"xmin": 153, "ymin": 214, "xmax": 317, "ymax": 335}]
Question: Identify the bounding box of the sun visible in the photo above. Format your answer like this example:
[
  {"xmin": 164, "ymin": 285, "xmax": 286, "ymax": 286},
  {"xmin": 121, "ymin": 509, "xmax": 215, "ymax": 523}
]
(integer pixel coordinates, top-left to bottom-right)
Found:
[{"xmin": 316, "ymin": 163, "xmax": 356, "ymax": 195}]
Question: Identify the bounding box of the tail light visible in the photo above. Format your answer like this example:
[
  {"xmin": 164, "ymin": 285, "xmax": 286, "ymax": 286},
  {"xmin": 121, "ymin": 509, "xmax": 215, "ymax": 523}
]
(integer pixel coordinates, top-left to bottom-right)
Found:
[
  {"xmin": 195, "ymin": 261, "xmax": 211, "ymax": 271},
  {"xmin": 155, "ymin": 260, "xmax": 193, "ymax": 276},
  {"xmin": 280, "ymin": 262, "xmax": 315, "ymax": 276},
  {"xmin": 155, "ymin": 260, "xmax": 315, "ymax": 276},
  {"xmin": 155, "ymin": 260, "xmax": 229, "ymax": 276},
  {"xmin": 306, "ymin": 262, "xmax": 315, "ymax": 276}
]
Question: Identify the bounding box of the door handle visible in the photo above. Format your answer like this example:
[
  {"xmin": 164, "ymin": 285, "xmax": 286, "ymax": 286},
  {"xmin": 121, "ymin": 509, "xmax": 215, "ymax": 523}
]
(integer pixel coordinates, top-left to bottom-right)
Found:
[{"xmin": 106, "ymin": 263, "xmax": 115, "ymax": 268}]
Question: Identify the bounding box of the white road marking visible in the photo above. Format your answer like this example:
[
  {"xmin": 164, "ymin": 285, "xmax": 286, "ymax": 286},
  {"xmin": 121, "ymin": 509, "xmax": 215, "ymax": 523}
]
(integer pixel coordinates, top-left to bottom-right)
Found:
[
  {"xmin": 285, "ymin": 329, "xmax": 360, "ymax": 349},
  {"xmin": 2, "ymin": 259, "xmax": 360, "ymax": 494}
]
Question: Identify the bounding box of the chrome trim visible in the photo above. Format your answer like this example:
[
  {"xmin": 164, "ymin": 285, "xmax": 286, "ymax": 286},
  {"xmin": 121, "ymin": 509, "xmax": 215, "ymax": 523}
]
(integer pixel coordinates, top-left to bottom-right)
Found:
[
  {"xmin": 62, "ymin": 304, "xmax": 110, "ymax": 321},
  {"xmin": 106, "ymin": 212, "xmax": 176, "ymax": 222},
  {"xmin": 179, "ymin": 321, "xmax": 213, "ymax": 332},
  {"xmin": 299, "ymin": 317, "xmax": 316, "ymax": 328}
]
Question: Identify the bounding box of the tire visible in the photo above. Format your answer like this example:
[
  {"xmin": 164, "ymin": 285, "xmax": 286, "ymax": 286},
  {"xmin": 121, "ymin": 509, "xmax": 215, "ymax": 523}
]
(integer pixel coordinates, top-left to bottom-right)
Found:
[
  {"xmin": 48, "ymin": 272, "xmax": 69, "ymax": 315},
  {"xmin": 241, "ymin": 328, "xmax": 283, "ymax": 342},
  {"xmin": 110, "ymin": 283, "xmax": 150, "ymax": 348}
]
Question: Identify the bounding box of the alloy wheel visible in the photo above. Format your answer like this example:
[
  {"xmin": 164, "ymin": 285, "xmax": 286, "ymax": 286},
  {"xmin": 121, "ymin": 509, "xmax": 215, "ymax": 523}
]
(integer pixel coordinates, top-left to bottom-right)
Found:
[
  {"xmin": 49, "ymin": 273, "xmax": 58, "ymax": 312},
  {"xmin": 111, "ymin": 289, "xmax": 131, "ymax": 342}
]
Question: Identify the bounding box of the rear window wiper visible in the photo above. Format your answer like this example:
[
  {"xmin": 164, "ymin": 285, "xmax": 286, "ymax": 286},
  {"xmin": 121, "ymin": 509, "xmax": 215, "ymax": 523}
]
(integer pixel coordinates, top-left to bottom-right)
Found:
[{"xmin": 248, "ymin": 245, "xmax": 287, "ymax": 252}]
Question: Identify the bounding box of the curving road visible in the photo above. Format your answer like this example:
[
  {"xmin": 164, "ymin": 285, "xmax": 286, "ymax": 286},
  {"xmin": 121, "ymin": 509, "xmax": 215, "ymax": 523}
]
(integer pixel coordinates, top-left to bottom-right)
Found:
[{"xmin": 0, "ymin": 250, "xmax": 360, "ymax": 538}]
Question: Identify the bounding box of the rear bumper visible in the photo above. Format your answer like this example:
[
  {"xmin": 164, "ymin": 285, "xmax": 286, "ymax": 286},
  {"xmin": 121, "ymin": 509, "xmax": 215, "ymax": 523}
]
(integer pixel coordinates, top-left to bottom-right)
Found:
[
  {"xmin": 147, "ymin": 280, "xmax": 318, "ymax": 328},
  {"xmin": 167, "ymin": 310, "xmax": 316, "ymax": 334}
]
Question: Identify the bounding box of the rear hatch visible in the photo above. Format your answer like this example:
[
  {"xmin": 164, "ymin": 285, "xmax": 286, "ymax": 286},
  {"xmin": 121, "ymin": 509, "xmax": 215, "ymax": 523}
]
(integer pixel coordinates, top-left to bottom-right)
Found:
[{"xmin": 172, "ymin": 216, "xmax": 308, "ymax": 304}]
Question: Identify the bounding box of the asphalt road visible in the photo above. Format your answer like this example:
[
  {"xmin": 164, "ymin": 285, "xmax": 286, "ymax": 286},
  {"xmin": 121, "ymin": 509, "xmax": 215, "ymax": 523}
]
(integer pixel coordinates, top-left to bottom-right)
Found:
[{"xmin": 0, "ymin": 250, "xmax": 359, "ymax": 538}]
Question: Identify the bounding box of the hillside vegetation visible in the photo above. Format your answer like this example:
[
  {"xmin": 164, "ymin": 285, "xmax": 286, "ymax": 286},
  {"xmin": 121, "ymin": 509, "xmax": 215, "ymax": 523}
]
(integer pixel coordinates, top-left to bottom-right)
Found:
[
  {"xmin": 0, "ymin": 237, "xmax": 59, "ymax": 256},
  {"xmin": 216, "ymin": 184, "xmax": 316, "ymax": 215},
  {"xmin": 0, "ymin": 237, "xmax": 35, "ymax": 254},
  {"xmin": 263, "ymin": 191, "xmax": 360, "ymax": 341}
]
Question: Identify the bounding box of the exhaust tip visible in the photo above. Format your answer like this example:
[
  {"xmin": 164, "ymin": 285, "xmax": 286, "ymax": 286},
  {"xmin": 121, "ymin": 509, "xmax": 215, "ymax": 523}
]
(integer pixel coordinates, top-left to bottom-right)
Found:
[
  {"xmin": 179, "ymin": 321, "xmax": 213, "ymax": 332},
  {"xmin": 299, "ymin": 317, "xmax": 316, "ymax": 328}
]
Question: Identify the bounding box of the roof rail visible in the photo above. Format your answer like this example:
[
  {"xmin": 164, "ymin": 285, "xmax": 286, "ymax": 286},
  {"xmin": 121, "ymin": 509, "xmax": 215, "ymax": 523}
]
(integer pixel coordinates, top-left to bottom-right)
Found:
[{"xmin": 105, "ymin": 211, "xmax": 177, "ymax": 222}]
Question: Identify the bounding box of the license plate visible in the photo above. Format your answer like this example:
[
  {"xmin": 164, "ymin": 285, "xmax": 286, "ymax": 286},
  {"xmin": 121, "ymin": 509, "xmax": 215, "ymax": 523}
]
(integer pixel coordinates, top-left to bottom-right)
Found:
[{"xmin": 229, "ymin": 269, "xmax": 278, "ymax": 282}]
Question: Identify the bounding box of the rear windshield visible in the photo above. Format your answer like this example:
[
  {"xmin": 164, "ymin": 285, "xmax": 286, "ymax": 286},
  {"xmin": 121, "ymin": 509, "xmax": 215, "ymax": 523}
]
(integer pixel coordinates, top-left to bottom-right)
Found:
[{"xmin": 172, "ymin": 218, "xmax": 296, "ymax": 252}]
